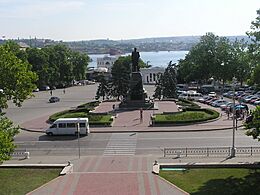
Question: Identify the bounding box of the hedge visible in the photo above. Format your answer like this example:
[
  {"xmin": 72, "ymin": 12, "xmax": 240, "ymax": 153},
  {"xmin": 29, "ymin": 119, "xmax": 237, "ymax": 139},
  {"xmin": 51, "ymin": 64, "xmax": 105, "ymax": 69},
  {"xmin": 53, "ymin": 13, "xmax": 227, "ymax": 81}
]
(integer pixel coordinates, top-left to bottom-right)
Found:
[
  {"xmin": 177, "ymin": 99, "xmax": 200, "ymax": 109},
  {"xmin": 153, "ymin": 108, "xmax": 219, "ymax": 125},
  {"xmin": 48, "ymin": 101, "xmax": 113, "ymax": 126}
]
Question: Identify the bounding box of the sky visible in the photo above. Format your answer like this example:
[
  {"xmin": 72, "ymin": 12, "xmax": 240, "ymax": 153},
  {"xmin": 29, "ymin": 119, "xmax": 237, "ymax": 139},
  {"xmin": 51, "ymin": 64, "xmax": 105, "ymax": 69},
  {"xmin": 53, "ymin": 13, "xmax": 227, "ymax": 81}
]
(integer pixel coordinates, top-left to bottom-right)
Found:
[{"xmin": 0, "ymin": 0, "xmax": 259, "ymax": 41}]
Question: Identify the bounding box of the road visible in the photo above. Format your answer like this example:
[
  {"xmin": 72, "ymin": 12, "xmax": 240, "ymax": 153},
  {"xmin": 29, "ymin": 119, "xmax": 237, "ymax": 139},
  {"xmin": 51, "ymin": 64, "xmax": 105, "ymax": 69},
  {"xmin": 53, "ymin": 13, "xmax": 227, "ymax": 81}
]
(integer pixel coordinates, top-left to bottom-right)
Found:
[
  {"xmin": 14, "ymin": 129, "xmax": 259, "ymax": 157},
  {"xmin": 4, "ymin": 84, "xmax": 259, "ymax": 157}
]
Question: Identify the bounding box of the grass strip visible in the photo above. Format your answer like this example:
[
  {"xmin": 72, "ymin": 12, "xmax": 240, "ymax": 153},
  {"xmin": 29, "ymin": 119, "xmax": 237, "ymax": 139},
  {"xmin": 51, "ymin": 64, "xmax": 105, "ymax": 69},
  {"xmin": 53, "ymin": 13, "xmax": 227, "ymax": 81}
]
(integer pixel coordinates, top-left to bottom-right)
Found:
[
  {"xmin": 159, "ymin": 168, "xmax": 260, "ymax": 195},
  {"xmin": 0, "ymin": 168, "xmax": 60, "ymax": 195}
]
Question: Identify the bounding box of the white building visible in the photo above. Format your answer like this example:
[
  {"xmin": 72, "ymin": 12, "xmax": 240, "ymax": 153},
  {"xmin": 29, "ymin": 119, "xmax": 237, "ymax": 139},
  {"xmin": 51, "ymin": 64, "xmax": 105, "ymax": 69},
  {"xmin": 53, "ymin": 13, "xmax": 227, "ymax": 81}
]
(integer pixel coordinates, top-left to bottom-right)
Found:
[
  {"xmin": 97, "ymin": 56, "xmax": 118, "ymax": 73},
  {"xmin": 140, "ymin": 67, "xmax": 165, "ymax": 84}
]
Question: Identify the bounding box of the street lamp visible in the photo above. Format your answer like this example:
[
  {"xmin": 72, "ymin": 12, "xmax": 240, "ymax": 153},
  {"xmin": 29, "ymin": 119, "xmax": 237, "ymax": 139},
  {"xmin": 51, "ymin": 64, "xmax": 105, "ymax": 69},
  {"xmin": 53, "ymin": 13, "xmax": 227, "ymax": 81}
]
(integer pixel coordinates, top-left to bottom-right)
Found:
[
  {"xmin": 231, "ymin": 76, "xmax": 237, "ymax": 157},
  {"xmin": 77, "ymin": 120, "xmax": 81, "ymax": 159}
]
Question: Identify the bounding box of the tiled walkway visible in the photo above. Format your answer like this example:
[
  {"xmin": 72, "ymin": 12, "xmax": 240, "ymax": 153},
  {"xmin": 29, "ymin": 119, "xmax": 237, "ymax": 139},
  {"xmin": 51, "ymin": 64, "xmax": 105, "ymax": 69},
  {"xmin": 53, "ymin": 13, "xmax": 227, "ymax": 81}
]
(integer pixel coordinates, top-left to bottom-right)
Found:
[{"xmin": 28, "ymin": 156, "xmax": 188, "ymax": 195}]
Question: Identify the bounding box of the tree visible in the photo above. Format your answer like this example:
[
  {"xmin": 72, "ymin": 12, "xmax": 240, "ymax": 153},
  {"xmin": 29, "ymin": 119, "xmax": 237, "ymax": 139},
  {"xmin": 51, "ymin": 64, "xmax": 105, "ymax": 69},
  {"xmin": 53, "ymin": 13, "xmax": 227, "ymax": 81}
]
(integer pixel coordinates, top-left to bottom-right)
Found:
[
  {"xmin": 110, "ymin": 56, "xmax": 131, "ymax": 100},
  {"xmin": 247, "ymin": 9, "xmax": 260, "ymax": 88},
  {"xmin": 27, "ymin": 48, "xmax": 50, "ymax": 87},
  {"xmin": 231, "ymin": 40, "xmax": 251, "ymax": 87},
  {"xmin": 154, "ymin": 61, "xmax": 177, "ymax": 99},
  {"xmin": 0, "ymin": 115, "xmax": 19, "ymax": 163},
  {"xmin": 70, "ymin": 51, "xmax": 89, "ymax": 81},
  {"xmin": 0, "ymin": 45, "xmax": 36, "ymax": 163},
  {"xmin": 245, "ymin": 106, "xmax": 260, "ymax": 140},
  {"xmin": 95, "ymin": 74, "xmax": 110, "ymax": 100},
  {"xmin": 0, "ymin": 45, "xmax": 37, "ymax": 109},
  {"xmin": 153, "ymin": 74, "xmax": 163, "ymax": 100}
]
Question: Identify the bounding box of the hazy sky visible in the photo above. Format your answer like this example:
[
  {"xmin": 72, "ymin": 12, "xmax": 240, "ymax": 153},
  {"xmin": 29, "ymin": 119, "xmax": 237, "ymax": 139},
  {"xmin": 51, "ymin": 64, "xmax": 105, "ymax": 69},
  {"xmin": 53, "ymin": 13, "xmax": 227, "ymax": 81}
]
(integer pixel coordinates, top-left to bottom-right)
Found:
[{"xmin": 0, "ymin": 0, "xmax": 259, "ymax": 41}]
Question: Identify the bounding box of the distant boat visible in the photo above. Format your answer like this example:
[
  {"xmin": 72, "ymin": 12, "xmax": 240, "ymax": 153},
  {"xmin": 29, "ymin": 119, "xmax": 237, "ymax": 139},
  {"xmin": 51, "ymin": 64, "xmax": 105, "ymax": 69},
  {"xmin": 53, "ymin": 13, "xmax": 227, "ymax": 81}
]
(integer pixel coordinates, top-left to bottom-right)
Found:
[{"xmin": 109, "ymin": 48, "xmax": 123, "ymax": 55}]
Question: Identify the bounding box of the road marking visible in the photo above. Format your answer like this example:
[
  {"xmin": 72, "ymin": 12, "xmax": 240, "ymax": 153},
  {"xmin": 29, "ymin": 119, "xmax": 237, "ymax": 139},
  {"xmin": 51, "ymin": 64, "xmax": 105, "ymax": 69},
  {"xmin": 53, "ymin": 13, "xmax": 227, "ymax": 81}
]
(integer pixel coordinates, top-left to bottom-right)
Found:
[{"xmin": 103, "ymin": 133, "xmax": 137, "ymax": 156}]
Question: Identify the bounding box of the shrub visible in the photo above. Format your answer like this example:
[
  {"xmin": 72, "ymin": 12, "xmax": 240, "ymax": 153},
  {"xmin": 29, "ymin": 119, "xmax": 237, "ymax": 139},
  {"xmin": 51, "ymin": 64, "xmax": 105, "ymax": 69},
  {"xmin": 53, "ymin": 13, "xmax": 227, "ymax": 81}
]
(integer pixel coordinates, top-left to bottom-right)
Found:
[
  {"xmin": 177, "ymin": 99, "xmax": 200, "ymax": 109},
  {"xmin": 154, "ymin": 108, "xmax": 219, "ymax": 125}
]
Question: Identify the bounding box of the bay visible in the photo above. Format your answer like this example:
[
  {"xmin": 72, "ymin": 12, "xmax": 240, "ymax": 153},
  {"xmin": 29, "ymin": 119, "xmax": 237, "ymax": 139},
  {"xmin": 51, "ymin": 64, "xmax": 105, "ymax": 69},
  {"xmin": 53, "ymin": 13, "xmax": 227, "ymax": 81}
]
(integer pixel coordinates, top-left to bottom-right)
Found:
[{"xmin": 88, "ymin": 50, "xmax": 188, "ymax": 68}]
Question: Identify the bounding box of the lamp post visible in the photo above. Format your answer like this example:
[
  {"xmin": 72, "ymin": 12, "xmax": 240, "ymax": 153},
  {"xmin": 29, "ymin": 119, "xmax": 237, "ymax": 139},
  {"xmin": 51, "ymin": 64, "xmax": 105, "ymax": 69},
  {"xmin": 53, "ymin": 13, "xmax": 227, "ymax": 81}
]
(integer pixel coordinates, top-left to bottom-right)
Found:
[
  {"xmin": 77, "ymin": 120, "xmax": 81, "ymax": 159},
  {"xmin": 231, "ymin": 76, "xmax": 237, "ymax": 157}
]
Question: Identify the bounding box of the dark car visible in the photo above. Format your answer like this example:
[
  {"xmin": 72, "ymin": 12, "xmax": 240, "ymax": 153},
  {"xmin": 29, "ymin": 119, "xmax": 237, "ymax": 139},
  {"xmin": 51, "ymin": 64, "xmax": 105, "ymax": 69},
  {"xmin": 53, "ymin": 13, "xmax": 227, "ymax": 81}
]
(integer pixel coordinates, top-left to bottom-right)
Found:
[{"xmin": 49, "ymin": 96, "xmax": 60, "ymax": 103}]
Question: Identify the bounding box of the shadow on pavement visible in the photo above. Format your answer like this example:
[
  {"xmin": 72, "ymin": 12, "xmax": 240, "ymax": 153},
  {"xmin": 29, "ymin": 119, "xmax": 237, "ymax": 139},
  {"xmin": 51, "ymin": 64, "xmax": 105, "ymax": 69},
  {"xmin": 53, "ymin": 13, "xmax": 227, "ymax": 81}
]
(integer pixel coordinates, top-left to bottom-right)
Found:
[{"xmin": 38, "ymin": 134, "xmax": 87, "ymax": 141}]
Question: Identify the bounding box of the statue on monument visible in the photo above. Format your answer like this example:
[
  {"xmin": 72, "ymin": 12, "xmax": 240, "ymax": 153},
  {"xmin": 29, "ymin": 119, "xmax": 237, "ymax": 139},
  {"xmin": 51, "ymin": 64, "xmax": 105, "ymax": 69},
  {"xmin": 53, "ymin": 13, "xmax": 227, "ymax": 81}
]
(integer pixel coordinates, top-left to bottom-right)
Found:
[{"xmin": 131, "ymin": 48, "xmax": 140, "ymax": 72}]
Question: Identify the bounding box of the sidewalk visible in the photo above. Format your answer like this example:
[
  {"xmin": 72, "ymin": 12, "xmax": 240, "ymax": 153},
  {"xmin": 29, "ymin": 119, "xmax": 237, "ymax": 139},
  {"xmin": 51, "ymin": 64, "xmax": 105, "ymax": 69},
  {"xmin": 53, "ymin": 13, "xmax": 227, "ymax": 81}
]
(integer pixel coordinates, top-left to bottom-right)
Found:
[
  {"xmin": 20, "ymin": 155, "xmax": 188, "ymax": 195},
  {"xmin": 5, "ymin": 154, "xmax": 260, "ymax": 195}
]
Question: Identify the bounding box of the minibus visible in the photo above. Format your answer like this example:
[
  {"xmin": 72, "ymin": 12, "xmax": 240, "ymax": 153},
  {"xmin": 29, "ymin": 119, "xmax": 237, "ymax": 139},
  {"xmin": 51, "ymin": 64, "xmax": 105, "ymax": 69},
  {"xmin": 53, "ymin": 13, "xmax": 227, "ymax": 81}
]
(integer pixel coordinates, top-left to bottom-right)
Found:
[{"xmin": 46, "ymin": 118, "xmax": 89, "ymax": 136}]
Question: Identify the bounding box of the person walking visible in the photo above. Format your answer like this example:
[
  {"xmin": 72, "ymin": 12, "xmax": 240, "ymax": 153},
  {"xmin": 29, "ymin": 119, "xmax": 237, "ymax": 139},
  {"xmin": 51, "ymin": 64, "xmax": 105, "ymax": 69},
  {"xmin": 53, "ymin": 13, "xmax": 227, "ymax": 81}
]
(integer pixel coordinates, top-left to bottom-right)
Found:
[
  {"xmin": 50, "ymin": 90, "xmax": 53, "ymax": 96},
  {"xmin": 63, "ymin": 88, "xmax": 66, "ymax": 94},
  {"xmin": 140, "ymin": 108, "xmax": 143, "ymax": 123}
]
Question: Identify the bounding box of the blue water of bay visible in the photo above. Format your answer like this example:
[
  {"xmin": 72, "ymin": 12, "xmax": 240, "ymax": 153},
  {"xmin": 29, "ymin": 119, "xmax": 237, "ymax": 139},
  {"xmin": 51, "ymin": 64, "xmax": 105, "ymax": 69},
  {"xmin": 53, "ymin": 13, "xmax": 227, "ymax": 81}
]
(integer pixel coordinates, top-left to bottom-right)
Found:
[{"xmin": 88, "ymin": 50, "xmax": 188, "ymax": 68}]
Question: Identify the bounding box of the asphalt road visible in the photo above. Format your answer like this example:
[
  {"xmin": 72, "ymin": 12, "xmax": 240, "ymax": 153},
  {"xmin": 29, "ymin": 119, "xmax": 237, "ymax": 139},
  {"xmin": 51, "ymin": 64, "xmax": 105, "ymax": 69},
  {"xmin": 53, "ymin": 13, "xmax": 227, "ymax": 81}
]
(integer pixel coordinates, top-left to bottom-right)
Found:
[
  {"xmin": 15, "ymin": 129, "xmax": 259, "ymax": 156},
  {"xmin": 4, "ymin": 84, "xmax": 99, "ymax": 125},
  {"xmin": 5, "ymin": 84, "xmax": 259, "ymax": 157}
]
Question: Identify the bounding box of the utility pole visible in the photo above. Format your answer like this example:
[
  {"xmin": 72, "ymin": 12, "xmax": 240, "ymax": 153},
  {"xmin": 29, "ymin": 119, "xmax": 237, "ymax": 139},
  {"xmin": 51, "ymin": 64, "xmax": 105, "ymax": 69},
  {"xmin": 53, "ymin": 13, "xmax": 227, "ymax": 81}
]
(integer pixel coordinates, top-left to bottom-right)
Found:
[{"xmin": 230, "ymin": 77, "xmax": 237, "ymax": 157}]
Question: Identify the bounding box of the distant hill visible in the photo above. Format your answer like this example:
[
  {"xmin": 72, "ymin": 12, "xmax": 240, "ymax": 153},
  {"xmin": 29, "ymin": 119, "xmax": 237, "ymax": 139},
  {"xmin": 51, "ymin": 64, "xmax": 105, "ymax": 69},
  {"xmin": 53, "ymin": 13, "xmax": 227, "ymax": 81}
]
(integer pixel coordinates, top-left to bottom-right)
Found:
[{"xmin": 0, "ymin": 35, "xmax": 251, "ymax": 54}]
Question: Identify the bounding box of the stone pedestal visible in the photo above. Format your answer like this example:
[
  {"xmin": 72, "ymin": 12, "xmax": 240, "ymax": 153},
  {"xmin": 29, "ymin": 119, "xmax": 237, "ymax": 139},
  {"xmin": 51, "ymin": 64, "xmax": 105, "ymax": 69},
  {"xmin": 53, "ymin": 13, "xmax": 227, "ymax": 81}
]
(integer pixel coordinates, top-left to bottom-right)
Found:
[{"xmin": 119, "ymin": 72, "xmax": 154, "ymax": 109}]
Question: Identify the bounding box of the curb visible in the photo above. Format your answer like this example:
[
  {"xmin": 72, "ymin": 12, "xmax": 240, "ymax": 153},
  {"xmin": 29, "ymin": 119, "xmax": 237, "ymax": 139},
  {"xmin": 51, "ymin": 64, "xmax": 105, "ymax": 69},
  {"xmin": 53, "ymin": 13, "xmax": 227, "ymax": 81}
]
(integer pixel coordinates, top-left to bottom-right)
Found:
[
  {"xmin": 20, "ymin": 125, "xmax": 244, "ymax": 134},
  {"xmin": 0, "ymin": 163, "xmax": 72, "ymax": 176},
  {"xmin": 91, "ymin": 125, "xmax": 244, "ymax": 133}
]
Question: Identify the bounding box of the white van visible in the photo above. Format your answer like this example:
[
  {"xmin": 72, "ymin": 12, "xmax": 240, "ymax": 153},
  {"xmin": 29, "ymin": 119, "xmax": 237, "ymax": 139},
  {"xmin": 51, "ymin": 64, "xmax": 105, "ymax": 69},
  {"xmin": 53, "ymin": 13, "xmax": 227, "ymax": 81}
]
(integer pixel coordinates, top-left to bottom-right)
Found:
[
  {"xmin": 178, "ymin": 91, "xmax": 203, "ymax": 101},
  {"xmin": 46, "ymin": 118, "xmax": 89, "ymax": 136}
]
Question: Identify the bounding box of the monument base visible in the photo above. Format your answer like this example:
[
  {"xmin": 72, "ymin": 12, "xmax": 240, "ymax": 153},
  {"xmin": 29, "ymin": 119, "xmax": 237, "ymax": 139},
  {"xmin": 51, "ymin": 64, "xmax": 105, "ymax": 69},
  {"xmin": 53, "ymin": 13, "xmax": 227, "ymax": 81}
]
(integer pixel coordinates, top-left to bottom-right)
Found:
[{"xmin": 119, "ymin": 100, "xmax": 155, "ymax": 110}]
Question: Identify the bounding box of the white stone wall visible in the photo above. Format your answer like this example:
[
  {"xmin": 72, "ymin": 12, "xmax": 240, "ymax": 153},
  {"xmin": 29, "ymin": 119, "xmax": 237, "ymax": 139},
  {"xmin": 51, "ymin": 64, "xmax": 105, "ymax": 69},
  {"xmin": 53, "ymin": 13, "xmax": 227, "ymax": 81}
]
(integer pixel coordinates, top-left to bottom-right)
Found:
[{"xmin": 140, "ymin": 67, "xmax": 164, "ymax": 84}]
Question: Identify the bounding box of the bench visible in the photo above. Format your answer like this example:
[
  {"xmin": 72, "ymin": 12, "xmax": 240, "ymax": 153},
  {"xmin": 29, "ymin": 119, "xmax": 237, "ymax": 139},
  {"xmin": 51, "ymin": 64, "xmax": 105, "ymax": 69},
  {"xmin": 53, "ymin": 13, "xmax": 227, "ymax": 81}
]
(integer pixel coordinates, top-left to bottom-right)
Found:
[{"xmin": 10, "ymin": 149, "xmax": 30, "ymax": 159}]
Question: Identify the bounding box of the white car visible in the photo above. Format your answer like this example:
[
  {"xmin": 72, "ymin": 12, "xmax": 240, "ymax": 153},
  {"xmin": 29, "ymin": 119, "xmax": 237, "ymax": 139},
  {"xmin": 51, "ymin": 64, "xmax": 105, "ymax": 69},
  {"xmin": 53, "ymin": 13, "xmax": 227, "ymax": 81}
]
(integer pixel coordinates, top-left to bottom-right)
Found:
[{"xmin": 208, "ymin": 92, "xmax": 217, "ymax": 97}]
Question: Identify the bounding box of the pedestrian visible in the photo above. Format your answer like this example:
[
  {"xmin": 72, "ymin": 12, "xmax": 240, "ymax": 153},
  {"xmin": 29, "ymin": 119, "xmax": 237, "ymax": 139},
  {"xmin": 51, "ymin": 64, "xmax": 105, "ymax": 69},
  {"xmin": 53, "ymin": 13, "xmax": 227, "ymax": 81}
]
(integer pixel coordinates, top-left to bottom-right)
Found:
[
  {"xmin": 63, "ymin": 88, "xmax": 65, "ymax": 94},
  {"xmin": 226, "ymin": 107, "xmax": 230, "ymax": 119},
  {"xmin": 140, "ymin": 108, "xmax": 143, "ymax": 123},
  {"xmin": 50, "ymin": 90, "xmax": 52, "ymax": 96},
  {"xmin": 112, "ymin": 104, "xmax": 115, "ymax": 112}
]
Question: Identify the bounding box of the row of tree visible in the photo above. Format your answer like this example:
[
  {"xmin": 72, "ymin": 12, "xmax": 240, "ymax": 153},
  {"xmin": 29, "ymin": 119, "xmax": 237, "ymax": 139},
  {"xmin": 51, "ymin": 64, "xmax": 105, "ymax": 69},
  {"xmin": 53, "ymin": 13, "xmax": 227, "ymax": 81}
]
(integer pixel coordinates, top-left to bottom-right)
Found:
[
  {"xmin": 177, "ymin": 9, "xmax": 260, "ymax": 89},
  {"xmin": 3, "ymin": 41, "xmax": 90, "ymax": 89}
]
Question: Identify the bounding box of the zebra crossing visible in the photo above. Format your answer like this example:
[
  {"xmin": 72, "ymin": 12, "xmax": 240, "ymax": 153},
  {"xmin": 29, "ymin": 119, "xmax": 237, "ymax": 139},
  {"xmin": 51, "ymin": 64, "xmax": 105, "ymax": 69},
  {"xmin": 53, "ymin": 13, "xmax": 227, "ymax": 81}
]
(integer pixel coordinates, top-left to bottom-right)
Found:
[{"xmin": 103, "ymin": 133, "xmax": 137, "ymax": 156}]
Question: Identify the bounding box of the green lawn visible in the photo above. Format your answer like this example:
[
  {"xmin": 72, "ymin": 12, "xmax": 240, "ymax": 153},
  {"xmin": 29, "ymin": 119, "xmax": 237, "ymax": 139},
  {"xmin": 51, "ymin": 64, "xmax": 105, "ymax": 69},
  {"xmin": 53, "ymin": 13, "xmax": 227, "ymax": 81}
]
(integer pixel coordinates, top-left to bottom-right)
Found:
[
  {"xmin": 160, "ymin": 168, "xmax": 260, "ymax": 195},
  {"xmin": 0, "ymin": 168, "xmax": 61, "ymax": 195},
  {"xmin": 154, "ymin": 109, "xmax": 219, "ymax": 124}
]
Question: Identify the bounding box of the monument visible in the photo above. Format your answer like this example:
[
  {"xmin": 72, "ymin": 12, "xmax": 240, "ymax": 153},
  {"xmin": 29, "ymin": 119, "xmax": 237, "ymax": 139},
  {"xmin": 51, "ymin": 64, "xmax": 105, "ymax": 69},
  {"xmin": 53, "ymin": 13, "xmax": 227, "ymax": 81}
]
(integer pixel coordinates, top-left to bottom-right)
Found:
[{"xmin": 119, "ymin": 48, "xmax": 154, "ymax": 109}]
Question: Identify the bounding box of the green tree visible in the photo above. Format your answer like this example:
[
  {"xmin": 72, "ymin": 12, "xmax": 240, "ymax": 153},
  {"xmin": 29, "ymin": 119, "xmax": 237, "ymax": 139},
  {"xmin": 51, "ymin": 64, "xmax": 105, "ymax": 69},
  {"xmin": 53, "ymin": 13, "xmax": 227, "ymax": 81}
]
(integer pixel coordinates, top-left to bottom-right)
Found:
[
  {"xmin": 0, "ymin": 115, "xmax": 19, "ymax": 163},
  {"xmin": 232, "ymin": 40, "xmax": 251, "ymax": 86},
  {"xmin": 27, "ymin": 48, "xmax": 50, "ymax": 87},
  {"xmin": 153, "ymin": 74, "xmax": 163, "ymax": 99},
  {"xmin": 154, "ymin": 61, "xmax": 177, "ymax": 99},
  {"xmin": 245, "ymin": 106, "xmax": 260, "ymax": 140},
  {"xmin": 247, "ymin": 9, "xmax": 260, "ymax": 88},
  {"xmin": 70, "ymin": 51, "xmax": 89, "ymax": 81},
  {"xmin": 0, "ymin": 45, "xmax": 36, "ymax": 163},
  {"xmin": 2, "ymin": 41, "xmax": 28, "ymax": 62},
  {"xmin": 0, "ymin": 45, "xmax": 37, "ymax": 109},
  {"xmin": 95, "ymin": 75, "xmax": 110, "ymax": 100},
  {"xmin": 110, "ymin": 56, "xmax": 131, "ymax": 100}
]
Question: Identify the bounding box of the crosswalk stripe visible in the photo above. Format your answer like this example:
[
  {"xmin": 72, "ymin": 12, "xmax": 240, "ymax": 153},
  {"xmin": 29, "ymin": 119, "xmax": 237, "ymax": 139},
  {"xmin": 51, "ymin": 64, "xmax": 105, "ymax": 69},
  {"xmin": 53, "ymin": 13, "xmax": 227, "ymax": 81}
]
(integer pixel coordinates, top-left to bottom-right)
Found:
[{"xmin": 104, "ymin": 133, "xmax": 137, "ymax": 156}]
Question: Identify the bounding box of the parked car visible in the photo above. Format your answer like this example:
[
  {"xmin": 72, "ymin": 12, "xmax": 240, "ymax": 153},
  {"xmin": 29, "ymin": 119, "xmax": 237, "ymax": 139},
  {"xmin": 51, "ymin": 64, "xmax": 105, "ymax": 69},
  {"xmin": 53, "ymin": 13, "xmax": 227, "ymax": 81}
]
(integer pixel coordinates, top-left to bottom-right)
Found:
[
  {"xmin": 208, "ymin": 92, "xmax": 217, "ymax": 97},
  {"xmin": 40, "ymin": 85, "xmax": 50, "ymax": 91},
  {"xmin": 49, "ymin": 96, "xmax": 60, "ymax": 103},
  {"xmin": 243, "ymin": 95, "xmax": 258, "ymax": 103},
  {"xmin": 220, "ymin": 102, "xmax": 233, "ymax": 111},
  {"xmin": 33, "ymin": 88, "xmax": 39, "ymax": 92},
  {"xmin": 205, "ymin": 98, "xmax": 218, "ymax": 105},
  {"xmin": 211, "ymin": 100, "xmax": 228, "ymax": 107},
  {"xmin": 254, "ymin": 100, "xmax": 260, "ymax": 105}
]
